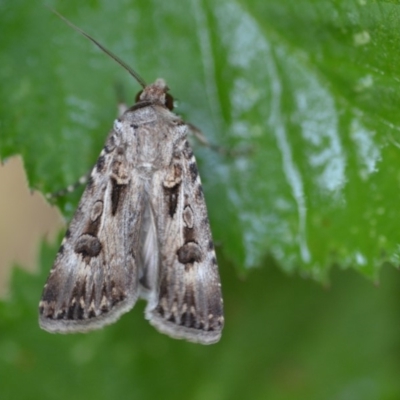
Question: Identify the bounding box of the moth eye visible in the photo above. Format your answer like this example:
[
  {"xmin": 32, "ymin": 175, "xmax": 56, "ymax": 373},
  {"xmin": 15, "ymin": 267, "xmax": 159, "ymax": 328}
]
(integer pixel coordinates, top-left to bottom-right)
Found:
[
  {"xmin": 135, "ymin": 90, "xmax": 143, "ymax": 103},
  {"xmin": 165, "ymin": 93, "xmax": 174, "ymax": 111}
]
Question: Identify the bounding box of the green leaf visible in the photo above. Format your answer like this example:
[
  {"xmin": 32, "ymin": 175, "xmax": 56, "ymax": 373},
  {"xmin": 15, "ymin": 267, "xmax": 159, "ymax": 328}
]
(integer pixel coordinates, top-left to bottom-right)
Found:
[{"xmin": 1, "ymin": 0, "xmax": 400, "ymax": 279}]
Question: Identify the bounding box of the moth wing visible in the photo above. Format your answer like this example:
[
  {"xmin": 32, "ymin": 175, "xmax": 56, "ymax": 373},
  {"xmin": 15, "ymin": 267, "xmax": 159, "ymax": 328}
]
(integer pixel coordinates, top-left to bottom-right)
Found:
[
  {"xmin": 39, "ymin": 134, "xmax": 144, "ymax": 333},
  {"xmin": 145, "ymin": 140, "xmax": 224, "ymax": 344}
]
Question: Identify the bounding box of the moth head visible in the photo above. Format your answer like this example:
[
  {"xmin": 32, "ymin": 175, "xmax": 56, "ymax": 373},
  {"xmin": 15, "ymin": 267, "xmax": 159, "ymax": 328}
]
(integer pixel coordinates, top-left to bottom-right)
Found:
[{"xmin": 135, "ymin": 78, "xmax": 175, "ymax": 111}]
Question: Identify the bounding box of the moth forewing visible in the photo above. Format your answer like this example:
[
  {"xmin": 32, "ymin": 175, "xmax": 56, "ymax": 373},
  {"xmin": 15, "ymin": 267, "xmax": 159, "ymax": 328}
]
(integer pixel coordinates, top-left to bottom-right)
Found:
[
  {"xmin": 143, "ymin": 128, "xmax": 224, "ymax": 344},
  {"xmin": 39, "ymin": 122, "xmax": 145, "ymax": 333},
  {"xmin": 39, "ymin": 70, "xmax": 224, "ymax": 342}
]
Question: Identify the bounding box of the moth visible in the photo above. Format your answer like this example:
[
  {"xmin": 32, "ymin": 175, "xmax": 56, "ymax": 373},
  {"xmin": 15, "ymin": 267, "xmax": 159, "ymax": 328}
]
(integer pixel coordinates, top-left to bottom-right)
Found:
[{"xmin": 39, "ymin": 11, "xmax": 224, "ymax": 345}]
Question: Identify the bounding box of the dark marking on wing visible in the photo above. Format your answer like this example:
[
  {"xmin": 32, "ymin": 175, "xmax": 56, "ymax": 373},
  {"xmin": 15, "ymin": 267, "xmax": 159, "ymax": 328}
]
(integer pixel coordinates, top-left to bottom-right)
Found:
[
  {"xmin": 163, "ymin": 183, "xmax": 180, "ymax": 217},
  {"xmin": 96, "ymin": 155, "xmax": 106, "ymax": 173},
  {"xmin": 158, "ymin": 276, "xmax": 168, "ymax": 300},
  {"xmin": 167, "ymin": 314, "xmax": 176, "ymax": 324},
  {"xmin": 195, "ymin": 184, "xmax": 203, "ymax": 200},
  {"xmin": 183, "ymin": 140, "xmax": 194, "ymax": 159},
  {"xmin": 177, "ymin": 242, "xmax": 202, "ymax": 264},
  {"xmin": 85, "ymin": 285, "xmax": 97, "ymax": 319},
  {"xmin": 110, "ymin": 178, "xmax": 128, "ymax": 216},
  {"xmin": 66, "ymin": 283, "xmax": 82, "ymax": 319},
  {"xmin": 181, "ymin": 286, "xmax": 197, "ymax": 328},
  {"xmin": 104, "ymin": 134, "xmax": 116, "ymax": 153},
  {"xmin": 157, "ymin": 305, "xmax": 165, "ymax": 317},
  {"xmin": 183, "ymin": 227, "xmax": 196, "ymax": 243},
  {"xmin": 77, "ymin": 303, "xmax": 85, "ymax": 320},
  {"xmin": 189, "ymin": 162, "xmax": 198, "ymax": 182},
  {"xmin": 67, "ymin": 303, "xmax": 76, "ymax": 320},
  {"xmin": 41, "ymin": 283, "xmax": 59, "ymax": 304},
  {"xmin": 56, "ymin": 308, "xmax": 66, "ymax": 320},
  {"xmin": 89, "ymin": 285, "xmax": 96, "ymax": 304},
  {"xmin": 83, "ymin": 220, "xmax": 101, "ymax": 237},
  {"xmin": 86, "ymin": 175, "xmax": 94, "ymax": 190},
  {"xmin": 181, "ymin": 310, "xmax": 197, "ymax": 328},
  {"xmin": 40, "ymin": 303, "xmax": 54, "ymax": 318},
  {"xmin": 101, "ymin": 283, "xmax": 109, "ymax": 313},
  {"xmin": 110, "ymin": 280, "xmax": 126, "ymax": 306},
  {"xmin": 74, "ymin": 234, "xmax": 102, "ymax": 258}
]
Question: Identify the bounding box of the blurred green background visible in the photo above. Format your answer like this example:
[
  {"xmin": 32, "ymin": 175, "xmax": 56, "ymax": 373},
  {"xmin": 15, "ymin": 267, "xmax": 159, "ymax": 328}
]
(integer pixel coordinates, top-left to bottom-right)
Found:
[
  {"xmin": 2, "ymin": 245, "xmax": 400, "ymax": 399},
  {"xmin": 1, "ymin": 0, "xmax": 400, "ymax": 399}
]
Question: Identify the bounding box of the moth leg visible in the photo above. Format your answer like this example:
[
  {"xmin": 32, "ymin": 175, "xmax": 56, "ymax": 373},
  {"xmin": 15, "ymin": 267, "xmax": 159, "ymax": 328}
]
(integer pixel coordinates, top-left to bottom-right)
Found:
[
  {"xmin": 187, "ymin": 123, "xmax": 251, "ymax": 157},
  {"xmin": 45, "ymin": 172, "xmax": 90, "ymax": 200},
  {"xmin": 186, "ymin": 122, "xmax": 212, "ymax": 147}
]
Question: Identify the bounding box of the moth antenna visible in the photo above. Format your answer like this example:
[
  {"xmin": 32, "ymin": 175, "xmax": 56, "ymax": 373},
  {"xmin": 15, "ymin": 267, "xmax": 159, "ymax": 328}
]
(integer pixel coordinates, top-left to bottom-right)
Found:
[{"xmin": 49, "ymin": 8, "xmax": 147, "ymax": 89}]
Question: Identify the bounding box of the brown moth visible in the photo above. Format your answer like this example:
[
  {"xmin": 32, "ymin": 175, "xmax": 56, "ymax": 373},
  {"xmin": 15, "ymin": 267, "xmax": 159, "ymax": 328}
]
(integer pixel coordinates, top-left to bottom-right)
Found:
[{"xmin": 39, "ymin": 11, "xmax": 224, "ymax": 344}]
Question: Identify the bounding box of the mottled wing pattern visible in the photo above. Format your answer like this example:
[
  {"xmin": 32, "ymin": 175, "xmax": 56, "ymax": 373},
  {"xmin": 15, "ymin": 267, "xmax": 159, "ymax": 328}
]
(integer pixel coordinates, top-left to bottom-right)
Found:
[
  {"xmin": 39, "ymin": 130, "xmax": 144, "ymax": 333},
  {"xmin": 146, "ymin": 139, "xmax": 224, "ymax": 344},
  {"xmin": 39, "ymin": 78, "xmax": 224, "ymax": 344}
]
